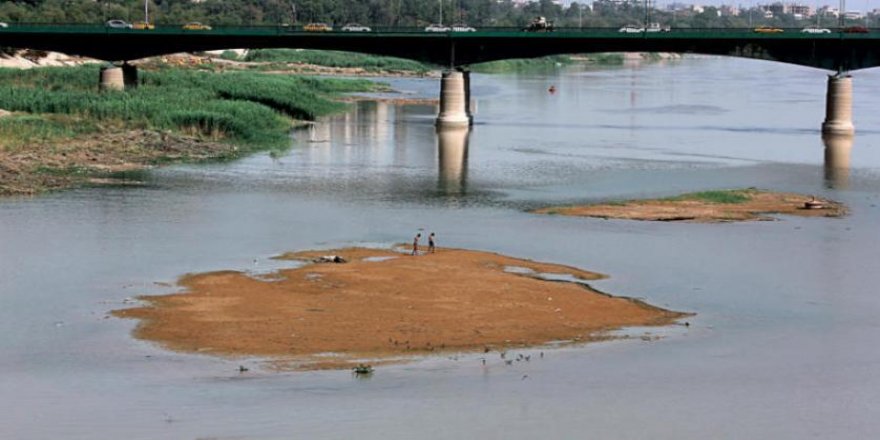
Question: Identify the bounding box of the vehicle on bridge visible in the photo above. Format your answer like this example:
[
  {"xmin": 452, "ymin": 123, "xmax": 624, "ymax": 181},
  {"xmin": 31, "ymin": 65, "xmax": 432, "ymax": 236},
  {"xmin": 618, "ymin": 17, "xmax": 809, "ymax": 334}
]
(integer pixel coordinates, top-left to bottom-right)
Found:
[
  {"xmin": 618, "ymin": 25, "xmax": 644, "ymax": 33},
  {"xmin": 645, "ymin": 23, "xmax": 671, "ymax": 32},
  {"xmin": 451, "ymin": 24, "xmax": 476, "ymax": 32},
  {"xmin": 105, "ymin": 20, "xmax": 132, "ymax": 29},
  {"xmin": 341, "ymin": 23, "xmax": 371, "ymax": 32},
  {"xmin": 843, "ymin": 26, "xmax": 869, "ymax": 33},
  {"xmin": 304, "ymin": 22, "xmax": 333, "ymax": 32},
  {"xmin": 753, "ymin": 26, "xmax": 784, "ymax": 33},
  {"xmin": 0, "ymin": 22, "xmax": 8, "ymax": 28},
  {"xmin": 524, "ymin": 16, "xmax": 554, "ymax": 32},
  {"xmin": 801, "ymin": 27, "xmax": 831, "ymax": 34},
  {"xmin": 132, "ymin": 21, "xmax": 155, "ymax": 30},
  {"xmin": 182, "ymin": 22, "xmax": 212, "ymax": 30},
  {"xmin": 424, "ymin": 24, "xmax": 451, "ymax": 32}
]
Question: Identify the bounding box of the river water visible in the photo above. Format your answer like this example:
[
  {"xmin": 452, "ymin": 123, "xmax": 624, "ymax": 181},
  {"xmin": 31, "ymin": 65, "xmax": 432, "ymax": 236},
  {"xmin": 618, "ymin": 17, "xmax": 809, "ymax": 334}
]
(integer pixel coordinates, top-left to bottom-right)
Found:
[{"xmin": 2, "ymin": 57, "xmax": 880, "ymax": 439}]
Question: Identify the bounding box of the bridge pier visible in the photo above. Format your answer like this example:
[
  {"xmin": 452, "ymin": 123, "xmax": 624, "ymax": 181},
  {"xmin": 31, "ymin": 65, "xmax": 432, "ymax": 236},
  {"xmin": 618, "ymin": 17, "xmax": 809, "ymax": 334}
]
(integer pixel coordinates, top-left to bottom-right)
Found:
[
  {"xmin": 822, "ymin": 73, "xmax": 855, "ymax": 136},
  {"xmin": 122, "ymin": 63, "xmax": 138, "ymax": 89},
  {"xmin": 99, "ymin": 63, "xmax": 138, "ymax": 91},
  {"xmin": 462, "ymin": 69, "xmax": 473, "ymax": 125},
  {"xmin": 99, "ymin": 65, "xmax": 124, "ymax": 91},
  {"xmin": 436, "ymin": 70, "xmax": 470, "ymax": 128}
]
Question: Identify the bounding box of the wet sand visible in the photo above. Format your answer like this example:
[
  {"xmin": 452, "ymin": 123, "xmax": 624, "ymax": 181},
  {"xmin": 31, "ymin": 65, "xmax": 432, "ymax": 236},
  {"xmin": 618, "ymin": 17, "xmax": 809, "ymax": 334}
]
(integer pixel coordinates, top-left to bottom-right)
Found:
[
  {"xmin": 533, "ymin": 189, "xmax": 847, "ymax": 222},
  {"xmin": 113, "ymin": 247, "xmax": 686, "ymax": 370}
]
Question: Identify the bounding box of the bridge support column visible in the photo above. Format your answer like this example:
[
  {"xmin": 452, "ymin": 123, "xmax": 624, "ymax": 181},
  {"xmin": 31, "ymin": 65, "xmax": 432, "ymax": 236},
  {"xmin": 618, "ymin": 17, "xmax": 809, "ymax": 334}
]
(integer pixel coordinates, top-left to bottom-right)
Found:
[
  {"xmin": 822, "ymin": 73, "xmax": 855, "ymax": 136},
  {"xmin": 122, "ymin": 63, "xmax": 138, "ymax": 89},
  {"xmin": 462, "ymin": 69, "xmax": 473, "ymax": 125},
  {"xmin": 99, "ymin": 65, "xmax": 124, "ymax": 91},
  {"xmin": 436, "ymin": 70, "xmax": 470, "ymax": 128}
]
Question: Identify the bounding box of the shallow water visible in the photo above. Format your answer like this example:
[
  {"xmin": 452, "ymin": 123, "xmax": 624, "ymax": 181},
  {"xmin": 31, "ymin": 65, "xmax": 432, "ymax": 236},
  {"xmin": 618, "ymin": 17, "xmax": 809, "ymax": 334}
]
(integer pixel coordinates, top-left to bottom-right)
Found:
[{"xmin": 2, "ymin": 57, "xmax": 880, "ymax": 439}]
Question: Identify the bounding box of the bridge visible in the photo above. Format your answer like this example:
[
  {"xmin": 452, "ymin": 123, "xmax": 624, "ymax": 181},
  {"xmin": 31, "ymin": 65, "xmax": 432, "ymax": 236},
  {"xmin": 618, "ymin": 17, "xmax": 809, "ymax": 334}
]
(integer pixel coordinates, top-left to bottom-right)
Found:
[
  {"xmin": 0, "ymin": 24, "xmax": 870, "ymax": 135},
  {"xmin": 1, "ymin": 25, "xmax": 879, "ymax": 71}
]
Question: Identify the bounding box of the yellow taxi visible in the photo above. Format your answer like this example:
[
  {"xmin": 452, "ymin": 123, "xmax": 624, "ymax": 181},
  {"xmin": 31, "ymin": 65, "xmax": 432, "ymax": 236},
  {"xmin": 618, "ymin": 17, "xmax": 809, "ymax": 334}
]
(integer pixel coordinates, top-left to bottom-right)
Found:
[
  {"xmin": 753, "ymin": 26, "xmax": 784, "ymax": 33},
  {"xmin": 182, "ymin": 22, "xmax": 212, "ymax": 31},
  {"xmin": 304, "ymin": 22, "xmax": 333, "ymax": 32},
  {"xmin": 132, "ymin": 21, "xmax": 155, "ymax": 30}
]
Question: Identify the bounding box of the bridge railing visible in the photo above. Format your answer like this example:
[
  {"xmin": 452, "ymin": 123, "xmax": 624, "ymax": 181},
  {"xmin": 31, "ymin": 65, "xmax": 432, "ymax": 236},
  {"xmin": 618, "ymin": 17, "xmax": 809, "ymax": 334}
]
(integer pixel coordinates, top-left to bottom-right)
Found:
[{"xmin": 0, "ymin": 23, "xmax": 870, "ymax": 35}]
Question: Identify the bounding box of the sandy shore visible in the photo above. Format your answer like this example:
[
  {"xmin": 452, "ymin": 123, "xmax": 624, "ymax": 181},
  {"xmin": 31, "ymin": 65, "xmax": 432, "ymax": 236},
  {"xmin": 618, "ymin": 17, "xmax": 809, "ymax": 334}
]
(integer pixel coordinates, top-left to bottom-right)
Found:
[
  {"xmin": 533, "ymin": 189, "xmax": 847, "ymax": 222},
  {"xmin": 113, "ymin": 247, "xmax": 687, "ymax": 370}
]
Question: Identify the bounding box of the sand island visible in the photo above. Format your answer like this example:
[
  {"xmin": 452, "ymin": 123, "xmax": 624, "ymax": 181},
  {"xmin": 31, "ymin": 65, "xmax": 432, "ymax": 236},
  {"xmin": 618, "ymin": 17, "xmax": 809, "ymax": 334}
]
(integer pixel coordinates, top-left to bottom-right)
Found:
[
  {"xmin": 113, "ymin": 247, "xmax": 687, "ymax": 370},
  {"xmin": 533, "ymin": 189, "xmax": 847, "ymax": 222}
]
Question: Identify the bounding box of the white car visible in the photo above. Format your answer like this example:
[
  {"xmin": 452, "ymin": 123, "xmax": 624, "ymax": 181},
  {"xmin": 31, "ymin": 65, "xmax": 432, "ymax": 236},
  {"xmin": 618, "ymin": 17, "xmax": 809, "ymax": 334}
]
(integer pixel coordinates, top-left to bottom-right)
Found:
[
  {"xmin": 342, "ymin": 23, "xmax": 371, "ymax": 32},
  {"xmin": 801, "ymin": 27, "xmax": 831, "ymax": 34},
  {"xmin": 618, "ymin": 25, "xmax": 644, "ymax": 33},
  {"xmin": 0, "ymin": 22, "xmax": 8, "ymax": 28},
  {"xmin": 451, "ymin": 24, "xmax": 476, "ymax": 32},
  {"xmin": 424, "ymin": 24, "xmax": 451, "ymax": 32},
  {"xmin": 105, "ymin": 19, "xmax": 132, "ymax": 29}
]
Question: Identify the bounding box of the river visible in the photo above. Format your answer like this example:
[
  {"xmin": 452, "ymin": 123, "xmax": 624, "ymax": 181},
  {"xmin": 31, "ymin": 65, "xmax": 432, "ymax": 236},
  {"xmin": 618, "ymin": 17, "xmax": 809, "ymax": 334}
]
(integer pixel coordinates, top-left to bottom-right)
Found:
[{"xmin": 2, "ymin": 56, "xmax": 880, "ymax": 439}]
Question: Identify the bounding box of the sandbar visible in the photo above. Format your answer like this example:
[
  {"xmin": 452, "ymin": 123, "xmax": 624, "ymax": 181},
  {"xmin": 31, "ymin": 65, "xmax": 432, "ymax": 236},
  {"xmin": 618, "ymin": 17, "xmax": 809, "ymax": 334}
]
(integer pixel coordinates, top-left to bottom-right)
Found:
[
  {"xmin": 113, "ymin": 247, "xmax": 687, "ymax": 370},
  {"xmin": 533, "ymin": 189, "xmax": 846, "ymax": 222}
]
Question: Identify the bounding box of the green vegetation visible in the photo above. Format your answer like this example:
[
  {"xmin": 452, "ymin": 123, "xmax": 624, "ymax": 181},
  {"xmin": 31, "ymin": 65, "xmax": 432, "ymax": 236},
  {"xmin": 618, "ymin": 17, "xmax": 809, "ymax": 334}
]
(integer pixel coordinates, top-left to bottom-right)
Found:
[
  {"xmin": 586, "ymin": 53, "xmax": 625, "ymax": 65},
  {"xmin": 471, "ymin": 55, "xmax": 574, "ymax": 73},
  {"xmin": 219, "ymin": 50, "xmax": 241, "ymax": 61},
  {"xmin": 0, "ymin": 65, "xmax": 381, "ymax": 148},
  {"xmin": 244, "ymin": 49, "xmax": 431, "ymax": 74},
  {"xmin": 667, "ymin": 189, "xmax": 756, "ymax": 204},
  {"xmin": 0, "ymin": 64, "xmax": 387, "ymax": 195},
  {"xmin": 0, "ymin": 114, "xmax": 97, "ymax": 151}
]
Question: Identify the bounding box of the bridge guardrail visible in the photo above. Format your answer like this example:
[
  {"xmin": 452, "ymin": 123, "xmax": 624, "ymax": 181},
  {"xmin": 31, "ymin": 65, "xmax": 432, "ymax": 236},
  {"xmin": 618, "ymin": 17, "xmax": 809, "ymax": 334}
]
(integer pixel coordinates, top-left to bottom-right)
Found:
[{"xmin": 0, "ymin": 24, "xmax": 871, "ymax": 35}]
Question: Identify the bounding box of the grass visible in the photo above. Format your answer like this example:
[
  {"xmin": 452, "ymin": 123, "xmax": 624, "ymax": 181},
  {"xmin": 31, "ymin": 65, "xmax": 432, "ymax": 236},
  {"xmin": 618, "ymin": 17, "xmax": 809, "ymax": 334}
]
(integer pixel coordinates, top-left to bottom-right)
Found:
[
  {"xmin": 243, "ymin": 49, "xmax": 431, "ymax": 74},
  {"xmin": 0, "ymin": 65, "xmax": 383, "ymax": 149},
  {"xmin": 0, "ymin": 64, "xmax": 388, "ymax": 195},
  {"xmin": 470, "ymin": 55, "xmax": 575, "ymax": 73},
  {"xmin": 0, "ymin": 114, "xmax": 98, "ymax": 152},
  {"xmin": 666, "ymin": 189, "xmax": 756, "ymax": 204},
  {"xmin": 219, "ymin": 50, "xmax": 241, "ymax": 61},
  {"xmin": 584, "ymin": 53, "xmax": 625, "ymax": 65}
]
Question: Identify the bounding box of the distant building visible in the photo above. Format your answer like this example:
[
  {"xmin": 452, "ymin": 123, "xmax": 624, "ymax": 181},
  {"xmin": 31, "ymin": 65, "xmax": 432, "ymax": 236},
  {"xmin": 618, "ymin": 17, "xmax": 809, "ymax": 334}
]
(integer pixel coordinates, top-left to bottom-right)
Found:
[
  {"xmin": 760, "ymin": 2, "xmax": 814, "ymax": 18},
  {"xmin": 719, "ymin": 5, "xmax": 740, "ymax": 17},
  {"xmin": 818, "ymin": 6, "xmax": 839, "ymax": 17}
]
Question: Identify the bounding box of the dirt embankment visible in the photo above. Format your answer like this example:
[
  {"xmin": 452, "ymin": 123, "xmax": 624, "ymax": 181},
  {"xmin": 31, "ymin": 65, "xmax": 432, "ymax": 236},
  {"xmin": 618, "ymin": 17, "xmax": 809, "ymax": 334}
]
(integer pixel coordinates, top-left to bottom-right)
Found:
[
  {"xmin": 534, "ymin": 189, "xmax": 847, "ymax": 222},
  {"xmin": 113, "ymin": 247, "xmax": 687, "ymax": 370}
]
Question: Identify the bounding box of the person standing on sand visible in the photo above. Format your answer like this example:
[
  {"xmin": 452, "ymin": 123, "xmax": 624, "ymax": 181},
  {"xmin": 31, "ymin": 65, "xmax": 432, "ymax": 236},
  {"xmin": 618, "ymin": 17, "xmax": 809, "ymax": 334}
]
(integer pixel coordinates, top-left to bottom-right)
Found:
[
  {"xmin": 412, "ymin": 233, "xmax": 421, "ymax": 256},
  {"xmin": 428, "ymin": 232, "xmax": 436, "ymax": 253}
]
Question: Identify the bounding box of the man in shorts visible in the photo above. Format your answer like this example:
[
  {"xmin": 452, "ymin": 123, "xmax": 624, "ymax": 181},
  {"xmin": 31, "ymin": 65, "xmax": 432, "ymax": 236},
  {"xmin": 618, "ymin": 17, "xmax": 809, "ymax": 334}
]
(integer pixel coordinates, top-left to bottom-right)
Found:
[{"xmin": 412, "ymin": 233, "xmax": 421, "ymax": 256}]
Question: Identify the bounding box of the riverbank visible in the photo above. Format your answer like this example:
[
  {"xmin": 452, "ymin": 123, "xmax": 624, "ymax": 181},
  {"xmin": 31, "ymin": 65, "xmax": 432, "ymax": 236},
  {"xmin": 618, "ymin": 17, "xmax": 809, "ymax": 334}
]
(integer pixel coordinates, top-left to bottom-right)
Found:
[
  {"xmin": 0, "ymin": 65, "xmax": 385, "ymax": 196},
  {"xmin": 534, "ymin": 189, "xmax": 847, "ymax": 222},
  {"xmin": 112, "ymin": 247, "xmax": 687, "ymax": 370}
]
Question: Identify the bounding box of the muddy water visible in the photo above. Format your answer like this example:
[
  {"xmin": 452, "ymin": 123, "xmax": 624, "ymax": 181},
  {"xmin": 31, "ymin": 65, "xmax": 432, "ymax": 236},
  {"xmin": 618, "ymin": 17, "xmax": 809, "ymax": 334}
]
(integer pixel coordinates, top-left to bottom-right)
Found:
[{"xmin": 2, "ymin": 57, "xmax": 880, "ymax": 439}]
